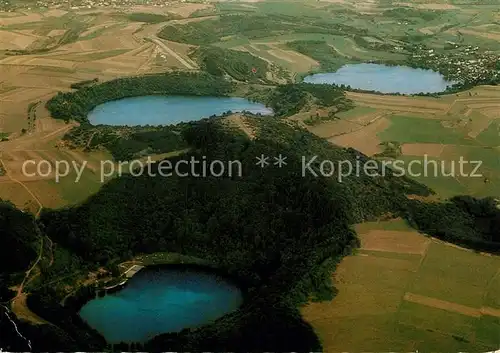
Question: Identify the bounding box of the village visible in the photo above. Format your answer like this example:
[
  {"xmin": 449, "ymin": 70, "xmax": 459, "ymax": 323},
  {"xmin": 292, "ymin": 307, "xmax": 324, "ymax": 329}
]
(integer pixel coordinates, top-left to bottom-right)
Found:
[
  {"xmin": 408, "ymin": 43, "xmax": 500, "ymax": 85},
  {"xmin": 0, "ymin": 0, "xmax": 207, "ymax": 11}
]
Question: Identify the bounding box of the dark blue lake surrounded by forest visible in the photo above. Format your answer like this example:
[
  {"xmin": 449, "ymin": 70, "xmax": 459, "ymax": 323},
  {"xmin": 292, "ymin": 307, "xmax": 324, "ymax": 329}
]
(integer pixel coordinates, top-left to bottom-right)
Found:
[
  {"xmin": 303, "ymin": 63, "xmax": 455, "ymax": 94},
  {"xmin": 79, "ymin": 266, "xmax": 243, "ymax": 343},
  {"xmin": 87, "ymin": 95, "xmax": 273, "ymax": 126}
]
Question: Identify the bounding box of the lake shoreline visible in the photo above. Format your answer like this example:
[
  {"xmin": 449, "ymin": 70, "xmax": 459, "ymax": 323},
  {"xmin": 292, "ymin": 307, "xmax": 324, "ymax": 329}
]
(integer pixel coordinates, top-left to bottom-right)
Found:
[
  {"xmin": 29, "ymin": 252, "xmax": 252, "ymax": 348},
  {"xmin": 303, "ymin": 63, "xmax": 457, "ymax": 96},
  {"xmin": 79, "ymin": 263, "xmax": 246, "ymax": 344},
  {"xmin": 87, "ymin": 95, "xmax": 273, "ymax": 127}
]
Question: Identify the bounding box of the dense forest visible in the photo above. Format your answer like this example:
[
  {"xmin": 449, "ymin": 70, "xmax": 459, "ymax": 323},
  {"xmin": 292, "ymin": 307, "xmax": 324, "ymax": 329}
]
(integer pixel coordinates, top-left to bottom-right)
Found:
[
  {"xmin": 2, "ymin": 118, "xmax": 500, "ymax": 351},
  {"xmin": 0, "ymin": 201, "xmax": 38, "ymax": 277},
  {"xmin": 247, "ymin": 83, "xmax": 354, "ymax": 117},
  {"xmin": 62, "ymin": 124, "xmax": 190, "ymax": 160},
  {"xmin": 406, "ymin": 196, "xmax": 500, "ymax": 252}
]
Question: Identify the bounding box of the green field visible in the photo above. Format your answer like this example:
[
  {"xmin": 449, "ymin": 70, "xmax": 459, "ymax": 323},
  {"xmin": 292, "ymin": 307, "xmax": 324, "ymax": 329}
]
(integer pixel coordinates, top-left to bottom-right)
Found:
[
  {"xmin": 336, "ymin": 106, "xmax": 377, "ymax": 119},
  {"xmin": 395, "ymin": 155, "xmax": 469, "ymax": 198},
  {"xmin": 476, "ymin": 119, "xmax": 500, "ymax": 147},
  {"xmin": 302, "ymin": 219, "xmax": 500, "ymax": 352},
  {"xmin": 378, "ymin": 115, "xmax": 478, "ymax": 145},
  {"xmin": 408, "ymin": 241, "xmax": 499, "ymax": 308}
]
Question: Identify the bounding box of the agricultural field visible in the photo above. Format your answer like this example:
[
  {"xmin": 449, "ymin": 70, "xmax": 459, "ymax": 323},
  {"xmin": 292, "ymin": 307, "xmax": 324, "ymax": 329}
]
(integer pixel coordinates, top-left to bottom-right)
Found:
[
  {"xmin": 0, "ymin": 115, "xmax": 109, "ymax": 209},
  {"xmin": 0, "ymin": 2, "xmax": 215, "ymax": 209},
  {"xmin": 305, "ymin": 85, "xmax": 500, "ymax": 198},
  {"xmin": 302, "ymin": 218, "xmax": 500, "ymax": 352}
]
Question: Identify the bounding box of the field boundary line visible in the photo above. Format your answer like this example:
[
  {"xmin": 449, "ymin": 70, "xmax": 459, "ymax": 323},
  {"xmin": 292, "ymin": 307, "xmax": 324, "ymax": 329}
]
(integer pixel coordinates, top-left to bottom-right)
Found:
[
  {"xmin": 324, "ymin": 113, "xmax": 386, "ymax": 139},
  {"xmin": 393, "ymin": 233, "xmax": 430, "ymax": 323},
  {"xmin": 403, "ymin": 292, "xmax": 481, "ymax": 318}
]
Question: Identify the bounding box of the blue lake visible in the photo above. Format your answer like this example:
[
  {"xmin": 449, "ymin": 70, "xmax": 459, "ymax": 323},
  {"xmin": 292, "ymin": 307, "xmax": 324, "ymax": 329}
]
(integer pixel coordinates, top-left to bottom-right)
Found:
[
  {"xmin": 88, "ymin": 95, "xmax": 273, "ymax": 126},
  {"xmin": 79, "ymin": 266, "xmax": 243, "ymax": 343},
  {"xmin": 303, "ymin": 63, "xmax": 455, "ymax": 94}
]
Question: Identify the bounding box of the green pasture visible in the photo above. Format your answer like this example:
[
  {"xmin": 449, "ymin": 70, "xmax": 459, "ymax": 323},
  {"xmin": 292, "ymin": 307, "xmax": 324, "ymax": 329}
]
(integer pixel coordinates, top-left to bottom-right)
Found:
[
  {"xmin": 378, "ymin": 115, "xmax": 478, "ymax": 145},
  {"xmin": 336, "ymin": 106, "xmax": 378, "ymax": 119},
  {"xmin": 321, "ymin": 220, "xmax": 500, "ymax": 351},
  {"xmin": 408, "ymin": 241, "xmax": 499, "ymax": 308},
  {"xmin": 476, "ymin": 119, "xmax": 500, "ymax": 147}
]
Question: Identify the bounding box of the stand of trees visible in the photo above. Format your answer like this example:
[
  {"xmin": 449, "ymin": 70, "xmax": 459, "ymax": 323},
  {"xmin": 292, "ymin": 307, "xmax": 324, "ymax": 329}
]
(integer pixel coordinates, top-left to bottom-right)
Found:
[
  {"xmin": 70, "ymin": 78, "xmax": 99, "ymax": 90},
  {"xmin": 247, "ymin": 83, "xmax": 354, "ymax": 117},
  {"xmin": 191, "ymin": 46, "xmax": 270, "ymax": 83},
  {"xmin": 406, "ymin": 196, "xmax": 500, "ymax": 252},
  {"xmin": 63, "ymin": 124, "xmax": 190, "ymax": 160}
]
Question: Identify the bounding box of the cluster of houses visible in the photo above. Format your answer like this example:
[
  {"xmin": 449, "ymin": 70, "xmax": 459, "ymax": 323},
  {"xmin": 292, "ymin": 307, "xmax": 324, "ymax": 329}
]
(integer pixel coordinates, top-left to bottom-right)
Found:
[
  {"xmin": 409, "ymin": 44, "xmax": 500, "ymax": 84},
  {"xmin": 1, "ymin": 0, "xmax": 206, "ymax": 11}
]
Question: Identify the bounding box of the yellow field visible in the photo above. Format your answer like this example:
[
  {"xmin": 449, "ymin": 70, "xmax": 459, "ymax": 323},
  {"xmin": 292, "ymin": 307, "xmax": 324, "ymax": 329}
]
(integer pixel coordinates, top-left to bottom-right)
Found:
[
  {"xmin": 329, "ymin": 116, "xmax": 391, "ymax": 156},
  {"xmin": 301, "ymin": 219, "xmax": 500, "ymax": 352}
]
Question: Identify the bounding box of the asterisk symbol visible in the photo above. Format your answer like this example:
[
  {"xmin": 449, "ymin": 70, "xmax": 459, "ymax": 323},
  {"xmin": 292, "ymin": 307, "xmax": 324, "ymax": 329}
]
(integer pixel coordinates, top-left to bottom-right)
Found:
[
  {"xmin": 256, "ymin": 154, "xmax": 269, "ymax": 168},
  {"xmin": 274, "ymin": 154, "xmax": 287, "ymax": 168}
]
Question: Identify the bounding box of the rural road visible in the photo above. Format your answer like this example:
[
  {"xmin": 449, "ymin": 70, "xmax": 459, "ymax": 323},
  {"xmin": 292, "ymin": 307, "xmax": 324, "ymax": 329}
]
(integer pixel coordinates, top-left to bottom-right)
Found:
[{"xmin": 149, "ymin": 37, "xmax": 195, "ymax": 70}]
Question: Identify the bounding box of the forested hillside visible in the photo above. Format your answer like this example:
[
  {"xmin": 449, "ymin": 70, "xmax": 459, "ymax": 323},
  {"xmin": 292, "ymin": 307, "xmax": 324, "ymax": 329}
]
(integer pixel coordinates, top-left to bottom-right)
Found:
[
  {"xmin": 191, "ymin": 46, "xmax": 271, "ymax": 83},
  {"xmin": 247, "ymin": 83, "xmax": 354, "ymax": 117},
  {"xmin": 2, "ymin": 118, "xmax": 500, "ymax": 351},
  {"xmin": 0, "ymin": 201, "xmax": 38, "ymax": 275},
  {"xmin": 36, "ymin": 117, "xmax": 431, "ymax": 350},
  {"xmin": 0, "ymin": 200, "xmax": 38, "ymax": 303},
  {"xmin": 407, "ymin": 196, "xmax": 500, "ymax": 252}
]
